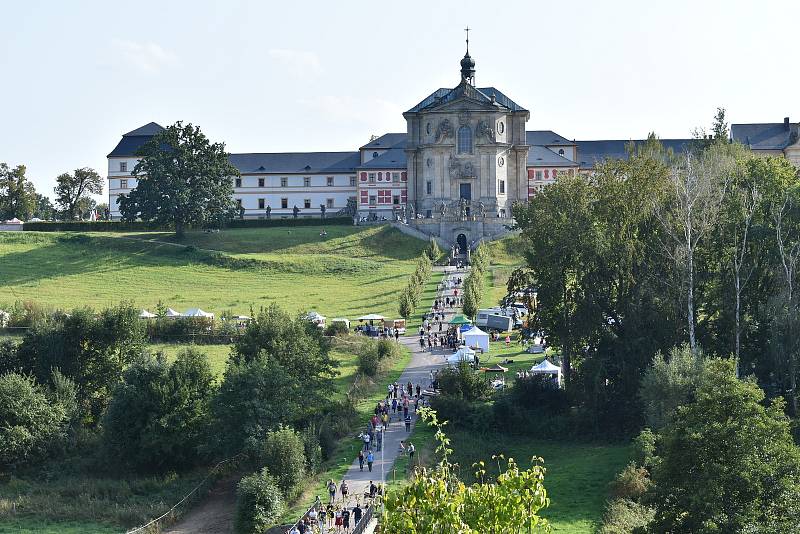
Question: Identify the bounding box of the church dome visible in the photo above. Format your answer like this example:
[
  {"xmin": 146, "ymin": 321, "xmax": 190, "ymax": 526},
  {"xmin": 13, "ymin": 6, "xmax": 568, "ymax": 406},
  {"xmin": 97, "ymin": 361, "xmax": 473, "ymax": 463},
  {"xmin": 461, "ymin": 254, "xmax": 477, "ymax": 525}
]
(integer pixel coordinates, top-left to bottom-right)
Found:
[{"xmin": 460, "ymin": 53, "xmax": 475, "ymax": 69}]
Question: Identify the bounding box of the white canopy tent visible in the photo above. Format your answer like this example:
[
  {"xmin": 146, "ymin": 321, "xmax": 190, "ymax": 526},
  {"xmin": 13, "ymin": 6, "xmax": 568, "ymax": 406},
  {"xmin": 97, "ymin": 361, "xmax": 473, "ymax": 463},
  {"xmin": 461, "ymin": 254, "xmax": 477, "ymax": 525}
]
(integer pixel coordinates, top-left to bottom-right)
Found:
[
  {"xmin": 446, "ymin": 346, "xmax": 476, "ymax": 365},
  {"xmin": 165, "ymin": 308, "xmax": 183, "ymax": 318},
  {"xmin": 184, "ymin": 308, "xmax": 215, "ymax": 319},
  {"xmin": 139, "ymin": 309, "xmax": 157, "ymax": 319},
  {"xmin": 357, "ymin": 313, "xmax": 385, "ymax": 321},
  {"xmin": 530, "ymin": 359, "xmax": 563, "ymax": 388},
  {"xmin": 462, "ymin": 325, "xmax": 490, "ymax": 353}
]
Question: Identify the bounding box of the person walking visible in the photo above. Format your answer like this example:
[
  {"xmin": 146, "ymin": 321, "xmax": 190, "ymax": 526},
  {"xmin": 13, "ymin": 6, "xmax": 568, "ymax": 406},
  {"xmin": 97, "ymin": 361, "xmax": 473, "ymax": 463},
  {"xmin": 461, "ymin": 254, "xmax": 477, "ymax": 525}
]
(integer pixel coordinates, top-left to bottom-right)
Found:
[
  {"xmin": 358, "ymin": 450, "xmax": 364, "ymax": 471},
  {"xmin": 367, "ymin": 451, "xmax": 374, "ymax": 472},
  {"xmin": 404, "ymin": 413, "xmax": 412, "ymax": 432},
  {"xmin": 340, "ymin": 479, "xmax": 349, "ymax": 504},
  {"xmin": 408, "ymin": 442, "xmax": 416, "ymax": 464},
  {"xmin": 376, "ymin": 427, "xmax": 383, "ymax": 452},
  {"xmin": 342, "ymin": 506, "xmax": 351, "ymax": 532},
  {"xmin": 362, "ymin": 432, "xmax": 371, "ymax": 452},
  {"xmin": 327, "ymin": 479, "xmax": 337, "ymax": 504},
  {"xmin": 353, "ymin": 503, "xmax": 363, "ymax": 527}
]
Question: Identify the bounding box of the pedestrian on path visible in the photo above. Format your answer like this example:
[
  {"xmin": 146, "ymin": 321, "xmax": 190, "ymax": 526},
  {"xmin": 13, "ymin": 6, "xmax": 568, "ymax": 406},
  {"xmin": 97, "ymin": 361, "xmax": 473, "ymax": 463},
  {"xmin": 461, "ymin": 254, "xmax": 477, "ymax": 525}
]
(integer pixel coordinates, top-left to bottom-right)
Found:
[
  {"xmin": 376, "ymin": 428, "xmax": 383, "ymax": 451},
  {"xmin": 408, "ymin": 442, "xmax": 416, "ymax": 463},
  {"xmin": 362, "ymin": 432, "xmax": 371, "ymax": 451},
  {"xmin": 405, "ymin": 413, "xmax": 412, "ymax": 431},
  {"xmin": 367, "ymin": 451, "xmax": 374, "ymax": 472},
  {"xmin": 358, "ymin": 450, "xmax": 364, "ymax": 471},
  {"xmin": 327, "ymin": 479, "xmax": 337, "ymax": 504},
  {"xmin": 340, "ymin": 479, "xmax": 349, "ymax": 503}
]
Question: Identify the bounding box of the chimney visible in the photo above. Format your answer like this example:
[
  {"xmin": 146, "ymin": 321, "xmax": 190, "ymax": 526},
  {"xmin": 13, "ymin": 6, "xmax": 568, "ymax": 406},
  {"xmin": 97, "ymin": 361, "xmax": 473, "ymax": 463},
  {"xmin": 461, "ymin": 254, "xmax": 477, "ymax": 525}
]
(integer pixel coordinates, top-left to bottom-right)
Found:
[{"xmin": 785, "ymin": 117, "xmax": 790, "ymax": 130}]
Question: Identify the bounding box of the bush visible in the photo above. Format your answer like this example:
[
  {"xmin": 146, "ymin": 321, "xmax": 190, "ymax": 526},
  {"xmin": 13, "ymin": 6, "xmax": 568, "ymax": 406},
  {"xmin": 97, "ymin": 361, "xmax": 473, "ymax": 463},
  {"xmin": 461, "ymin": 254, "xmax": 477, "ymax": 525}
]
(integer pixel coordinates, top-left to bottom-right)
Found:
[
  {"xmin": 0, "ymin": 339, "xmax": 23, "ymax": 375},
  {"xmin": 256, "ymin": 427, "xmax": 307, "ymax": 500},
  {"xmin": 102, "ymin": 349, "xmax": 216, "ymax": 472},
  {"xmin": 639, "ymin": 344, "xmax": 706, "ymax": 431},
  {"xmin": 609, "ymin": 462, "xmax": 652, "ymax": 500},
  {"xmin": 235, "ymin": 469, "xmax": 285, "ymax": 534},
  {"xmin": 324, "ymin": 321, "xmax": 349, "ymax": 337},
  {"xmin": 300, "ymin": 425, "xmax": 323, "ymax": 475},
  {"xmin": 357, "ymin": 338, "xmax": 401, "ymax": 377},
  {"xmin": 0, "ymin": 372, "xmax": 68, "ymax": 468},
  {"xmin": 426, "ymin": 238, "xmax": 441, "ymax": 262},
  {"xmin": 505, "ymin": 374, "xmax": 569, "ymax": 414},
  {"xmin": 436, "ymin": 362, "xmax": 490, "ymax": 401},
  {"xmin": 599, "ymin": 498, "xmax": 655, "ymax": 534},
  {"xmin": 631, "ymin": 428, "xmax": 657, "ymax": 468}
]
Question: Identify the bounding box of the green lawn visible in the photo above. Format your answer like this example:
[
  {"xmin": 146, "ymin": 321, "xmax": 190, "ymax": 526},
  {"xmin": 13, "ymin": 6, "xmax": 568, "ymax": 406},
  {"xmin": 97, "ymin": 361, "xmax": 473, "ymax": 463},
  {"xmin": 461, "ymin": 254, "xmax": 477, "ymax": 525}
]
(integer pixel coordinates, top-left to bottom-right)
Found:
[{"xmin": 0, "ymin": 225, "xmax": 427, "ymax": 320}]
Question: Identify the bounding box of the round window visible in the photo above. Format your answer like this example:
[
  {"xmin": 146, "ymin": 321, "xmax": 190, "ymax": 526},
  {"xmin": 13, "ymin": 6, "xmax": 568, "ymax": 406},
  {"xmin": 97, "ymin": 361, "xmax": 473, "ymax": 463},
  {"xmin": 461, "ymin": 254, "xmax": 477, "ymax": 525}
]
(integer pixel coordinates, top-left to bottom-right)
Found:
[
  {"xmin": 426, "ymin": 122, "xmax": 432, "ymax": 135},
  {"xmin": 498, "ymin": 157, "xmax": 505, "ymax": 167},
  {"xmin": 498, "ymin": 121, "xmax": 505, "ymax": 134}
]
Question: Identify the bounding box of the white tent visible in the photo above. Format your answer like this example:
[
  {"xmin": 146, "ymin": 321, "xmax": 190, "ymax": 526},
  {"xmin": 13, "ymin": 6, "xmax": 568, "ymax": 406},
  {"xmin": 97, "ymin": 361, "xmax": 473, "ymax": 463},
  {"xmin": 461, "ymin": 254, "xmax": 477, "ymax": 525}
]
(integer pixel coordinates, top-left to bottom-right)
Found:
[
  {"xmin": 139, "ymin": 309, "xmax": 157, "ymax": 319},
  {"xmin": 462, "ymin": 325, "xmax": 490, "ymax": 353},
  {"xmin": 165, "ymin": 308, "xmax": 183, "ymax": 318},
  {"xmin": 357, "ymin": 313, "xmax": 385, "ymax": 321},
  {"xmin": 446, "ymin": 346, "xmax": 476, "ymax": 365},
  {"xmin": 3, "ymin": 218, "xmax": 22, "ymax": 224},
  {"xmin": 184, "ymin": 308, "xmax": 214, "ymax": 319},
  {"xmin": 530, "ymin": 359, "xmax": 563, "ymax": 387}
]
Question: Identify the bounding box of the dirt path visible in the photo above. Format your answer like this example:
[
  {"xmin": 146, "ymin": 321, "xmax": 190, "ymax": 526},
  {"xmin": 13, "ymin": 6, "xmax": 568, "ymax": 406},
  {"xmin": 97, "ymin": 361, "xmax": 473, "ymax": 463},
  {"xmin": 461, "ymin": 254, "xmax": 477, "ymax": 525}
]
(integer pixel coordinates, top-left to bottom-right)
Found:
[{"xmin": 162, "ymin": 477, "xmax": 238, "ymax": 534}]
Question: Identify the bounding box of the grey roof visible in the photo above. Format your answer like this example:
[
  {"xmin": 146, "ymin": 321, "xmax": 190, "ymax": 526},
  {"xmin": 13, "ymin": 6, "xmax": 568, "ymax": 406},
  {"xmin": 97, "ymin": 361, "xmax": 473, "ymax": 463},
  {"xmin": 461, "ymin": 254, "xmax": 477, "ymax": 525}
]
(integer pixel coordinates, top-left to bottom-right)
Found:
[
  {"xmin": 576, "ymin": 139, "xmax": 694, "ymax": 169},
  {"xmin": 731, "ymin": 122, "xmax": 796, "ymax": 150},
  {"xmin": 229, "ymin": 152, "xmax": 361, "ymax": 174},
  {"xmin": 123, "ymin": 122, "xmax": 164, "ymax": 136},
  {"xmin": 526, "ymin": 130, "xmax": 574, "ymax": 146},
  {"xmin": 108, "ymin": 122, "xmax": 165, "ymax": 157},
  {"xmin": 360, "ymin": 133, "xmax": 407, "ymax": 150},
  {"xmin": 407, "ymin": 83, "xmax": 527, "ymax": 113},
  {"xmin": 358, "ymin": 148, "xmax": 407, "ymax": 169},
  {"xmin": 527, "ymin": 145, "xmax": 578, "ymax": 167}
]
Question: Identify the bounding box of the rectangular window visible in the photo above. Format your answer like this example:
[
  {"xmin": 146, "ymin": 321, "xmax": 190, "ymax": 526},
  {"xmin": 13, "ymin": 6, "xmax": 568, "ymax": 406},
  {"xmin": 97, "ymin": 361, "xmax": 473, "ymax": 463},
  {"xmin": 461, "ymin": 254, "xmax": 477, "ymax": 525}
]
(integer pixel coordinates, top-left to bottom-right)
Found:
[
  {"xmin": 304, "ymin": 199, "xmax": 311, "ymax": 209},
  {"xmin": 369, "ymin": 195, "xmax": 377, "ymax": 206},
  {"xmin": 426, "ymin": 181, "xmax": 432, "ymax": 195},
  {"xmin": 392, "ymin": 172, "xmax": 400, "ymax": 182},
  {"xmin": 119, "ymin": 162, "xmax": 127, "ymax": 172},
  {"xmin": 304, "ymin": 177, "xmax": 311, "ymax": 187},
  {"xmin": 258, "ymin": 198, "xmax": 265, "ymax": 209},
  {"xmin": 535, "ymin": 170, "xmax": 542, "ymax": 180},
  {"xmin": 499, "ymin": 180, "xmax": 506, "ymax": 194},
  {"xmin": 368, "ymin": 173, "xmax": 376, "ymax": 183},
  {"xmin": 281, "ymin": 198, "xmax": 288, "ymax": 209},
  {"xmin": 281, "ymin": 177, "xmax": 288, "ymax": 187},
  {"xmin": 326, "ymin": 198, "xmax": 334, "ymax": 208},
  {"xmin": 393, "ymin": 195, "xmax": 400, "ymax": 205},
  {"xmin": 120, "ymin": 179, "xmax": 128, "ymax": 189},
  {"xmin": 235, "ymin": 178, "xmax": 242, "ymax": 188},
  {"xmin": 327, "ymin": 176, "xmax": 334, "ymax": 187},
  {"xmin": 425, "ymin": 209, "xmax": 432, "ymax": 218},
  {"xmin": 349, "ymin": 176, "xmax": 357, "ymax": 187},
  {"xmin": 258, "ymin": 178, "xmax": 265, "ymax": 187}
]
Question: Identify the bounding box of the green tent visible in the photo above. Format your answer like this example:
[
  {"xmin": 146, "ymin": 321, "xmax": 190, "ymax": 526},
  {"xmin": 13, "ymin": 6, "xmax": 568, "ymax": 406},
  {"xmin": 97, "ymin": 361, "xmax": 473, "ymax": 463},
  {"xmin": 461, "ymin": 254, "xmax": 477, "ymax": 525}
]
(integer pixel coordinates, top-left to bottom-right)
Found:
[{"xmin": 448, "ymin": 314, "xmax": 473, "ymax": 325}]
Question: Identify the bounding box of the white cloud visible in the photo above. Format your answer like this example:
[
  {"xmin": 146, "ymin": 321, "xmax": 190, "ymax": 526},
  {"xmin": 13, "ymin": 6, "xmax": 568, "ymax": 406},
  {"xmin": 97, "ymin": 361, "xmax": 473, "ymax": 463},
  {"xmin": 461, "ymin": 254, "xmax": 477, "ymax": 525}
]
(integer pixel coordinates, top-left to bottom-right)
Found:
[
  {"xmin": 112, "ymin": 39, "xmax": 177, "ymax": 74},
  {"xmin": 267, "ymin": 48, "xmax": 322, "ymax": 76}
]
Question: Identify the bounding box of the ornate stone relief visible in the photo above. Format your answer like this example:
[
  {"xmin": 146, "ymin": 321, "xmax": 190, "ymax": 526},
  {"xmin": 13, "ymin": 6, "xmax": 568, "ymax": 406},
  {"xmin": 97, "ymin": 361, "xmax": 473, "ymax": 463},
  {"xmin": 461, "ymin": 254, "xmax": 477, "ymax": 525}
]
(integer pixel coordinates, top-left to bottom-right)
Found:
[
  {"xmin": 477, "ymin": 120, "xmax": 495, "ymax": 142},
  {"xmin": 449, "ymin": 156, "xmax": 476, "ymax": 179},
  {"xmin": 434, "ymin": 119, "xmax": 453, "ymax": 143}
]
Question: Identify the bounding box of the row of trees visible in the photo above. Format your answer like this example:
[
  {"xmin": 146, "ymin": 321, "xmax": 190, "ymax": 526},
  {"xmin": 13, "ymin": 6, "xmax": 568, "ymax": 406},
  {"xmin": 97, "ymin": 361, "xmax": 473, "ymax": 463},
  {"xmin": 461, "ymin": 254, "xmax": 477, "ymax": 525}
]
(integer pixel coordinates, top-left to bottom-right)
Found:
[
  {"xmin": 462, "ymin": 243, "xmax": 490, "ymax": 318},
  {"xmin": 398, "ymin": 252, "xmax": 434, "ymax": 319},
  {"xmin": 513, "ymin": 124, "xmax": 800, "ymax": 433},
  {"xmin": 0, "ymin": 162, "xmax": 106, "ymax": 221}
]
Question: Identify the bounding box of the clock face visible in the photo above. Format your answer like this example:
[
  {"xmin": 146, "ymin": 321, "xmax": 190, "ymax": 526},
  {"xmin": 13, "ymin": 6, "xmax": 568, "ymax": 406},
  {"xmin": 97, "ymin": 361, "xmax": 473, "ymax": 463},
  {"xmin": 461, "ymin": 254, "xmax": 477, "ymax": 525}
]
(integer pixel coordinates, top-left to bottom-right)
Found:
[
  {"xmin": 497, "ymin": 121, "xmax": 505, "ymax": 134},
  {"xmin": 426, "ymin": 122, "xmax": 432, "ymax": 135},
  {"xmin": 498, "ymin": 157, "xmax": 505, "ymax": 167}
]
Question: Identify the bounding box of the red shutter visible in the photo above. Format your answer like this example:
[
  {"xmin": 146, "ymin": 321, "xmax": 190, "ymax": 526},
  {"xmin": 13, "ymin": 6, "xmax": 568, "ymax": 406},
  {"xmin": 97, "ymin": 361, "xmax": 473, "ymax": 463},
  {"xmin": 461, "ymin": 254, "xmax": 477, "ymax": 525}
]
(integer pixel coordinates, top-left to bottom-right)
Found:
[
  {"xmin": 527, "ymin": 169, "xmax": 535, "ymax": 179},
  {"xmin": 401, "ymin": 190, "xmax": 408, "ymax": 202},
  {"xmin": 544, "ymin": 169, "xmax": 549, "ymax": 179},
  {"xmin": 360, "ymin": 190, "xmax": 368, "ymax": 204}
]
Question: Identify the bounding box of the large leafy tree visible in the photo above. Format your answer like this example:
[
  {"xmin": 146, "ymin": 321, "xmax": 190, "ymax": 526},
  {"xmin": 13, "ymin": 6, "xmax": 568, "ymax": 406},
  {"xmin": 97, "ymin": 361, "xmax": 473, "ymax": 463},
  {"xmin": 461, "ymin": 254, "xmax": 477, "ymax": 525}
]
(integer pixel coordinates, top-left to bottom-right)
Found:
[
  {"xmin": 33, "ymin": 193, "xmax": 56, "ymax": 220},
  {"xmin": 649, "ymin": 359, "xmax": 800, "ymax": 533},
  {"xmin": 54, "ymin": 167, "xmax": 103, "ymax": 220},
  {"xmin": 118, "ymin": 121, "xmax": 238, "ymax": 237},
  {"xmin": 0, "ymin": 162, "xmax": 37, "ymax": 220}
]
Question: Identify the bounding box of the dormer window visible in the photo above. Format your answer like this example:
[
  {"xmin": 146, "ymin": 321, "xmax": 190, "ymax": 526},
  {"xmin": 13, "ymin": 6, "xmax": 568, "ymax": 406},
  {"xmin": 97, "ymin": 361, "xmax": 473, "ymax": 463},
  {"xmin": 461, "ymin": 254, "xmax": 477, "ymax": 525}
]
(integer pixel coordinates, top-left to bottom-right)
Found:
[
  {"xmin": 558, "ymin": 149, "xmax": 565, "ymax": 156},
  {"xmin": 457, "ymin": 126, "xmax": 473, "ymax": 154},
  {"xmin": 373, "ymin": 151, "xmax": 379, "ymax": 158}
]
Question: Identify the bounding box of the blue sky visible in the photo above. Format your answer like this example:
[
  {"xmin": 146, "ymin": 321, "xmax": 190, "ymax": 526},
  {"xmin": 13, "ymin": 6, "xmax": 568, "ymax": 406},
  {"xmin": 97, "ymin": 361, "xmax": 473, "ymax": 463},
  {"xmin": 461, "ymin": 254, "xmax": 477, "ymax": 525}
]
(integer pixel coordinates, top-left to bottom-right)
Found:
[{"xmin": 1, "ymin": 0, "xmax": 798, "ymax": 199}]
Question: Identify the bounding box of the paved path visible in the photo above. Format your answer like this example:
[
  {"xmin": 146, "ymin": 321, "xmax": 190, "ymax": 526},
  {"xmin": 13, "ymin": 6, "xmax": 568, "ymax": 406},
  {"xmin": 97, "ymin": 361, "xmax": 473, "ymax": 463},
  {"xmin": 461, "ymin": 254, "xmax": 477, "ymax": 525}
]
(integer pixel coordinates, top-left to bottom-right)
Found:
[{"xmin": 333, "ymin": 266, "xmax": 465, "ymax": 506}]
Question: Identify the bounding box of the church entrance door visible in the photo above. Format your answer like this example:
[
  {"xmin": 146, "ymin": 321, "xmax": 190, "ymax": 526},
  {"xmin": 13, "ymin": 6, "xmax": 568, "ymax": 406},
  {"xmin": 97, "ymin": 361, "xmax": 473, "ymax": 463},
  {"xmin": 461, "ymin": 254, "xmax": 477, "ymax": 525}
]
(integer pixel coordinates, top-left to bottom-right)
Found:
[
  {"xmin": 457, "ymin": 233, "xmax": 467, "ymax": 254},
  {"xmin": 459, "ymin": 183, "xmax": 472, "ymax": 201}
]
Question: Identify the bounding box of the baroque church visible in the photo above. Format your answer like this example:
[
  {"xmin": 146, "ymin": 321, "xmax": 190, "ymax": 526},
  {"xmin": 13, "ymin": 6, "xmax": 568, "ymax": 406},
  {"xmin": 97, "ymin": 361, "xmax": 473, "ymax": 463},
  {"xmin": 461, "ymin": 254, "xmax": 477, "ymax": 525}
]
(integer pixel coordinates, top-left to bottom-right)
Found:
[{"xmin": 107, "ymin": 40, "xmax": 800, "ymax": 250}]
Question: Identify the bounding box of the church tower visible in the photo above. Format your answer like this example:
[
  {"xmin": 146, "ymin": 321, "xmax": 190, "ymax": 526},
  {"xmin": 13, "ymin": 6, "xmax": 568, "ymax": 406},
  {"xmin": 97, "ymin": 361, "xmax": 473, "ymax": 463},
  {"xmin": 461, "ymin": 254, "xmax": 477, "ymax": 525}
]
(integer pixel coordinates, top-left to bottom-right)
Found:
[{"xmin": 403, "ymin": 33, "xmax": 530, "ymax": 246}]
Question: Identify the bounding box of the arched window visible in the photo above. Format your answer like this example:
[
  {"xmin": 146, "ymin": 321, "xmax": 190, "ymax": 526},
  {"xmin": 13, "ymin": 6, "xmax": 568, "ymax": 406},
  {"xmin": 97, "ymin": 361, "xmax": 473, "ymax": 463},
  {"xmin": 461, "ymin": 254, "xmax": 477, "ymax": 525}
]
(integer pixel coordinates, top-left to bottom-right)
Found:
[
  {"xmin": 558, "ymin": 148, "xmax": 565, "ymax": 156},
  {"xmin": 457, "ymin": 126, "xmax": 473, "ymax": 154}
]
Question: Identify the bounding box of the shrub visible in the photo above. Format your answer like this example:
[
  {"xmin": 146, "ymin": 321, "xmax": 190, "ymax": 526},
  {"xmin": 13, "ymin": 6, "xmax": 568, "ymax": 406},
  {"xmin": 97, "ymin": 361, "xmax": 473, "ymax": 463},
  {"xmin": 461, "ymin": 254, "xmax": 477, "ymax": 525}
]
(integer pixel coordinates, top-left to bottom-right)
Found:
[
  {"xmin": 631, "ymin": 428, "xmax": 657, "ymax": 468},
  {"xmin": 102, "ymin": 349, "xmax": 216, "ymax": 472},
  {"xmin": 505, "ymin": 374, "xmax": 568, "ymax": 414},
  {"xmin": 436, "ymin": 362, "xmax": 490, "ymax": 401},
  {"xmin": 609, "ymin": 462, "xmax": 652, "ymax": 500},
  {"xmin": 0, "ymin": 372, "xmax": 68, "ymax": 468},
  {"xmin": 300, "ymin": 425, "xmax": 323, "ymax": 475},
  {"xmin": 639, "ymin": 344, "xmax": 705, "ymax": 431},
  {"xmin": 0, "ymin": 339, "xmax": 23, "ymax": 375},
  {"xmin": 257, "ymin": 426, "xmax": 307, "ymax": 500},
  {"xmin": 426, "ymin": 238, "xmax": 441, "ymax": 262},
  {"xmin": 235, "ymin": 469, "xmax": 285, "ymax": 534},
  {"xmin": 324, "ymin": 321, "xmax": 349, "ymax": 337},
  {"xmin": 398, "ymin": 290, "xmax": 413, "ymax": 319},
  {"xmin": 599, "ymin": 498, "xmax": 655, "ymax": 534},
  {"xmin": 357, "ymin": 344, "xmax": 381, "ymax": 377}
]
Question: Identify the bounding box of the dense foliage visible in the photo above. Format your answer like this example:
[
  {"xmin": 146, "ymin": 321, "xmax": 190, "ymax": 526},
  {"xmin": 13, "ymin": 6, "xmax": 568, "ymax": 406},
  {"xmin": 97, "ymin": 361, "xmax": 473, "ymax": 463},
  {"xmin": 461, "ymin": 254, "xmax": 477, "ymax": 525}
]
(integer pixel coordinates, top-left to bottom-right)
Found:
[
  {"xmin": 357, "ymin": 337, "xmax": 401, "ymax": 377},
  {"xmin": 102, "ymin": 349, "xmax": 216, "ymax": 472},
  {"xmin": 0, "ymin": 162, "xmax": 37, "ymax": 220},
  {"xmin": 235, "ymin": 469, "xmax": 285, "ymax": 534},
  {"xmin": 255, "ymin": 426, "xmax": 307, "ymax": 500},
  {"xmin": 54, "ymin": 168, "xmax": 103, "ymax": 220},
  {"xmin": 398, "ymin": 253, "xmax": 433, "ymax": 318},
  {"xmin": 118, "ymin": 121, "xmax": 239, "ymax": 237}
]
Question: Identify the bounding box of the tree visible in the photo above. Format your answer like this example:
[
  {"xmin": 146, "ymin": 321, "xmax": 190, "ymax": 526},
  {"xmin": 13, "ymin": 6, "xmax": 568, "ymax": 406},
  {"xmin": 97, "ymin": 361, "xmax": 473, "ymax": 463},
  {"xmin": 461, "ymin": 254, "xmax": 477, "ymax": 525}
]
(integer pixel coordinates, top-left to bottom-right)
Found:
[
  {"xmin": 398, "ymin": 288, "xmax": 413, "ymax": 319},
  {"xmin": 33, "ymin": 193, "xmax": 56, "ymax": 220},
  {"xmin": 649, "ymin": 359, "xmax": 800, "ymax": 533},
  {"xmin": 0, "ymin": 163, "xmax": 37, "ymax": 220},
  {"xmin": 257, "ymin": 426, "xmax": 307, "ymax": 500},
  {"xmin": 102, "ymin": 349, "xmax": 216, "ymax": 472},
  {"xmin": 639, "ymin": 344, "xmax": 706, "ymax": 431},
  {"xmin": 382, "ymin": 408, "xmax": 551, "ymax": 533},
  {"xmin": 54, "ymin": 167, "xmax": 103, "ymax": 220},
  {"xmin": 118, "ymin": 121, "xmax": 239, "ymax": 237},
  {"xmin": 235, "ymin": 469, "xmax": 285, "ymax": 534},
  {"xmin": 0, "ymin": 372, "xmax": 68, "ymax": 468},
  {"xmin": 435, "ymin": 361, "xmax": 491, "ymax": 401}
]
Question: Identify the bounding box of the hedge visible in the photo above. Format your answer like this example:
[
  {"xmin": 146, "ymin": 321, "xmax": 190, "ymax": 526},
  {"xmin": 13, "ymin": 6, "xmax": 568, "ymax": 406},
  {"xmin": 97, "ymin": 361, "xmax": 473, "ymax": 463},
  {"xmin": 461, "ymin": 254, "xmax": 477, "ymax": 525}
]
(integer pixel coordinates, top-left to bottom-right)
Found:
[{"xmin": 23, "ymin": 217, "xmax": 353, "ymax": 232}]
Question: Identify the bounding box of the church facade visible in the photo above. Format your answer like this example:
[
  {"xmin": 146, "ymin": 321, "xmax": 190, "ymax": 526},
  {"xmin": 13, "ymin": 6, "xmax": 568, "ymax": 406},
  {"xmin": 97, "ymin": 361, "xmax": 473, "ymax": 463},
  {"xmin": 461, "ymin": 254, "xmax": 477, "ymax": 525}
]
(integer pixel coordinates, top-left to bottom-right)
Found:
[{"xmin": 107, "ymin": 47, "xmax": 800, "ymax": 248}]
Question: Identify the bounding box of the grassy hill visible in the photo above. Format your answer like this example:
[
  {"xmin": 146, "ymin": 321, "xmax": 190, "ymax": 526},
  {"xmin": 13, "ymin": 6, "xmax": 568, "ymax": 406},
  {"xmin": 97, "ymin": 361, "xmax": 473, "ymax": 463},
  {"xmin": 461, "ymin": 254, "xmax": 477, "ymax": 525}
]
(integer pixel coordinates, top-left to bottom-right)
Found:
[{"xmin": 0, "ymin": 225, "xmax": 427, "ymax": 319}]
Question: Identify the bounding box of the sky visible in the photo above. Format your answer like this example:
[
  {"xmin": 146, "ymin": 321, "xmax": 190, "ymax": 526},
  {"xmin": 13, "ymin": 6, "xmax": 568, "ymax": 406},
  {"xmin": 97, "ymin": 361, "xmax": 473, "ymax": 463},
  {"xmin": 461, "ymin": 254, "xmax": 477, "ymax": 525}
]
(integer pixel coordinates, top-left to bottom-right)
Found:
[{"xmin": 1, "ymin": 0, "xmax": 798, "ymax": 200}]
